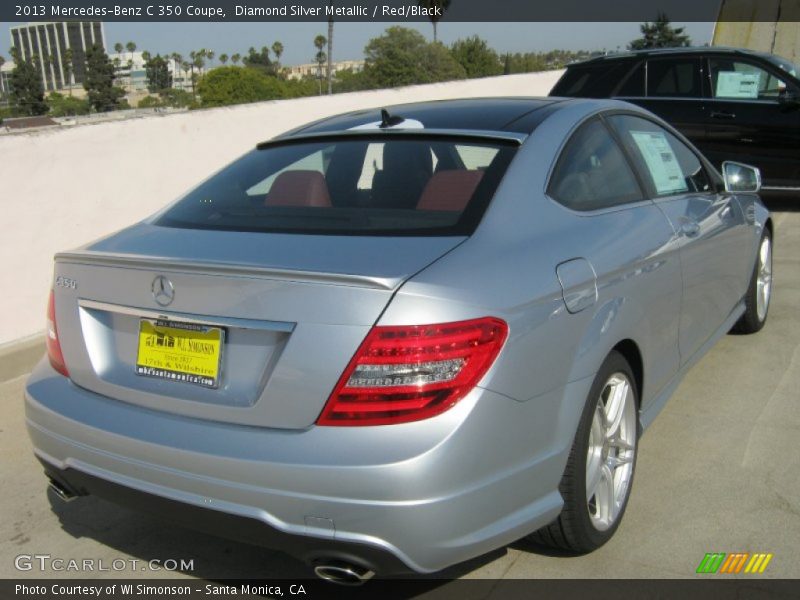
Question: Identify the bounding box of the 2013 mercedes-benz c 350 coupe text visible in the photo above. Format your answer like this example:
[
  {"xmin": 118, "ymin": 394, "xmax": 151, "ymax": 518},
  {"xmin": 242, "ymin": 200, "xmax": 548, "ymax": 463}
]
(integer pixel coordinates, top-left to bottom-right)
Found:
[{"xmin": 25, "ymin": 98, "xmax": 773, "ymax": 584}]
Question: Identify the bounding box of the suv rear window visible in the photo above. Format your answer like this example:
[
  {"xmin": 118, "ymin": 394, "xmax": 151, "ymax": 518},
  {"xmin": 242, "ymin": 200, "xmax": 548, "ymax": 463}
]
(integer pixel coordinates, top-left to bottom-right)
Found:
[{"xmin": 155, "ymin": 136, "xmax": 516, "ymax": 236}]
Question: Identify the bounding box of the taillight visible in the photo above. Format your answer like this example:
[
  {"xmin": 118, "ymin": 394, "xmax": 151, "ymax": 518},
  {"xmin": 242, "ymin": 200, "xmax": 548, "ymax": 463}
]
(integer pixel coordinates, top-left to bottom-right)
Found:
[
  {"xmin": 317, "ymin": 317, "xmax": 508, "ymax": 426},
  {"xmin": 46, "ymin": 290, "xmax": 69, "ymax": 377}
]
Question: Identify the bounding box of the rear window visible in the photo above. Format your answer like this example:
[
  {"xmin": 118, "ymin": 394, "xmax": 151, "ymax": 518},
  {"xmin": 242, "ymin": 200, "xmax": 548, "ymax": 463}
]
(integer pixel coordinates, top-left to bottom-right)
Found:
[{"xmin": 155, "ymin": 136, "xmax": 516, "ymax": 236}]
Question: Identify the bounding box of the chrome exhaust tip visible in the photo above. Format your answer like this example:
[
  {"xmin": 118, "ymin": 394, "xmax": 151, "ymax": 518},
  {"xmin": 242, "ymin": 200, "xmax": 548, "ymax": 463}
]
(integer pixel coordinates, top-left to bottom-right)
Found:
[
  {"xmin": 313, "ymin": 561, "xmax": 375, "ymax": 586},
  {"xmin": 47, "ymin": 477, "xmax": 78, "ymax": 502}
]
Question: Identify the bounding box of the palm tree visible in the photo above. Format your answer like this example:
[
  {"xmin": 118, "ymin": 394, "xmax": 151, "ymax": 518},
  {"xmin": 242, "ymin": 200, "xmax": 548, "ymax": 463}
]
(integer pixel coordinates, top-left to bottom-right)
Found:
[
  {"xmin": 205, "ymin": 50, "xmax": 215, "ymax": 67},
  {"xmin": 327, "ymin": 2, "xmax": 334, "ymax": 95},
  {"xmin": 142, "ymin": 50, "xmax": 151, "ymax": 62},
  {"xmin": 126, "ymin": 41, "xmax": 137, "ymax": 75},
  {"xmin": 188, "ymin": 51, "xmax": 197, "ymax": 98},
  {"xmin": 271, "ymin": 42, "xmax": 283, "ymax": 63},
  {"xmin": 417, "ymin": 0, "xmax": 451, "ymax": 42},
  {"xmin": 219, "ymin": 53, "xmax": 229, "ymax": 65},
  {"xmin": 231, "ymin": 53, "xmax": 241, "ymax": 65},
  {"xmin": 313, "ymin": 35, "xmax": 327, "ymax": 95},
  {"xmin": 114, "ymin": 42, "xmax": 124, "ymax": 54}
]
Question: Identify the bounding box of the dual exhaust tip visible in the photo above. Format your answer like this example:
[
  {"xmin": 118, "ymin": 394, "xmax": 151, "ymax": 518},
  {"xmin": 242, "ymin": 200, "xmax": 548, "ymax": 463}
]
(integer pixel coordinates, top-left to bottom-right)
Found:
[
  {"xmin": 313, "ymin": 561, "xmax": 375, "ymax": 586},
  {"xmin": 48, "ymin": 479, "xmax": 375, "ymax": 585}
]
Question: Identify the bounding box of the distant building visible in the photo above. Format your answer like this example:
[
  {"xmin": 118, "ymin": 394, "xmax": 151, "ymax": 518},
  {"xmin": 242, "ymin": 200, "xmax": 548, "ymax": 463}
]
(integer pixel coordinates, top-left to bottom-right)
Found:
[
  {"xmin": 0, "ymin": 61, "xmax": 13, "ymax": 99},
  {"xmin": 10, "ymin": 22, "xmax": 106, "ymax": 92},
  {"xmin": 285, "ymin": 60, "xmax": 365, "ymax": 80},
  {"xmin": 108, "ymin": 51, "xmax": 196, "ymax": 94}
]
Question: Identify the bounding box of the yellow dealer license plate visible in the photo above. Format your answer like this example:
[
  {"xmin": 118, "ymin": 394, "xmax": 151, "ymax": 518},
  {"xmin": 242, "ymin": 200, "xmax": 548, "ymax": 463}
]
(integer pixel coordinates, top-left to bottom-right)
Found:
[{"xmin": 136, "ymin": 319, "xmax": 224, "ymax": 388}]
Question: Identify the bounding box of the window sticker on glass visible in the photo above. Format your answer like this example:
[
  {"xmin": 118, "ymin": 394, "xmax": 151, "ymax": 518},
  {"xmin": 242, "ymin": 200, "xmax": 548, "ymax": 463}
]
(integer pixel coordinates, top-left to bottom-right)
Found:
[
  {"xmin": 716, "ymin": 71, "xmax": 760, "ymax": 98},
  {"xmin": 630, "ymin": 131, "xmax": 688, "ymax": 195}
]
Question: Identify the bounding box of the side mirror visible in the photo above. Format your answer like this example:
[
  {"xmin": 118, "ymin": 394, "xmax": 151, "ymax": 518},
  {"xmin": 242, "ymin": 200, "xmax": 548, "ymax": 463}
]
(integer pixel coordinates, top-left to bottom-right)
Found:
[{"xmin": 722, "ymin": 161, "xmax": 761, "ymax": 194}]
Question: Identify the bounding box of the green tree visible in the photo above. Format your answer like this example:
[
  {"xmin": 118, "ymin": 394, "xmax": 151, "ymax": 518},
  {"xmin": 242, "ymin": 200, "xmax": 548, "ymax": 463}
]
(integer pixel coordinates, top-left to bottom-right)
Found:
[
  {"xmin": 219, "ymin": 53, "xmax": 229, "ymax": 65},
  {"xmin": 145, "ymin": 54, "xmax": 173, "ymax": 93},
  {"xmin": 231, "ymin": 53, "xmax": 241, "ymax": 65},
  {"xmin": 332, "ymin": 67, "xmax": 373, "ymax": 93},
  {"xmin": 46, "ymin": 92, "xmax": 90, "ymax": 116},
  {"xmin": 363, "ymin": 27, "xmax": 465, "ymax": 89},
  {"xmin": 114, "ymin": 42, "xmax": 124, "ymax": 54},
  {"xmin": 8, "ymin": 49, "xmax": 48, "ymax": 116},
  {"xmin": 84, "ymin": 45, "xmax": 125, "ymax": 112},
  {"xmin": 159, "ymin": 87, "xmax": 192, "ymax": 108},
  {"xmin": 137, "ymin": 95, "xmax": 162, "ymax": 108},
  {"xmin": 450, "ymin": 36, "xmax": 502, "ymax": 78},
  {"xmin": 629, "ymin": 13, "xmax": 691, "ymax": 49},
  {"xmin": 196, "ymin": 66, "xmax": 285, "ymax": 107},
  {"xmin": 417, "ymin": 0, "xmax": 451, "ymax": 42},
  {"xmin": 244, "ymin": 46, "xmax": 277, "ymax": 76}
]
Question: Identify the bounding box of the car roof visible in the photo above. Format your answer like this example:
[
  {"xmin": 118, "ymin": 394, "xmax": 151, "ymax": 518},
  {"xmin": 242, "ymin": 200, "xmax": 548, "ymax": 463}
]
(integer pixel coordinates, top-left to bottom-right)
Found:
[
  {"xmin": 568, "ymin": 46, "xmax": 765, "ymax": 66},
  {"xmin": 276, "ymin": 97, "xmax": 569, "ymax": 138}
]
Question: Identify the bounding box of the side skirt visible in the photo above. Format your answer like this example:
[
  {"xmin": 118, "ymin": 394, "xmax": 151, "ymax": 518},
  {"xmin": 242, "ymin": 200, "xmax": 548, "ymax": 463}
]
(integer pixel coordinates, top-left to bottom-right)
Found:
[{"xmin": 639, "ymin": 300, "xmax": 745, "ymax": 432}]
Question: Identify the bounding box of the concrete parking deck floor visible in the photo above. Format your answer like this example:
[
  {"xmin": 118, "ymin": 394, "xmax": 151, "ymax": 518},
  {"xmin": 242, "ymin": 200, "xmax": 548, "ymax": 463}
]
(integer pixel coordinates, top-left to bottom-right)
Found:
[{"xmin": 1, "ymin": 203, "xmax": 798, "ymax": 583}]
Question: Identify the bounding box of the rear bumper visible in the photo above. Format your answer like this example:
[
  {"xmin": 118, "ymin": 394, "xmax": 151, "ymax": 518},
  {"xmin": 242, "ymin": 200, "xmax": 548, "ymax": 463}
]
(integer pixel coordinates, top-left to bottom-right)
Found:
[
  {"xmin": 25, "ymin": 358, "xmax": 592, "ymax": 574},
  {"xmin": 39, "ymin": 457, "xmax": 410, "ymax": 575}
]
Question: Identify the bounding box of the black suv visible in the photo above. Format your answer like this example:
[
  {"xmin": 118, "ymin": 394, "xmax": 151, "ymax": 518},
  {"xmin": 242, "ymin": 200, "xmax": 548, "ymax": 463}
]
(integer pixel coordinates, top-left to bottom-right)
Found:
[{"xmin": 550, "ymin": 47, "xmax": 800, "ymax": 193}]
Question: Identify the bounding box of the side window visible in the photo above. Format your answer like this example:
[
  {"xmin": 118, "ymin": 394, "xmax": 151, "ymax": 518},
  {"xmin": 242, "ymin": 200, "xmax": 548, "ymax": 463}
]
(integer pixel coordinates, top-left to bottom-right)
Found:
[
  {"xmin": 609, "ymin": 115, "xmax": 713, "ymax": 197},
  {"xmin": 615, "ymin": 61, "xmax": 645, "ymax": 97},
  {"xmin": 548, "ymin": 118, "xmax": 643, "ymax": 211},
  {"xmin": 647, "ymin": 58, "xmax": 701, "ymax": 98},
  {"xmin": 709, "ymin": 58, "xmax": 787, "ymax": 100}
]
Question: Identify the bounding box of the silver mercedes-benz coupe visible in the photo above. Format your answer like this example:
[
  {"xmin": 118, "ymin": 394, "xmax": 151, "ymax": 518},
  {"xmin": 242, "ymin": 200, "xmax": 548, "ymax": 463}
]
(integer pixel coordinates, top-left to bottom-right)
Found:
[{"xmin": 26, "ymin": 97, "xmax": 772, "ymax": 584}]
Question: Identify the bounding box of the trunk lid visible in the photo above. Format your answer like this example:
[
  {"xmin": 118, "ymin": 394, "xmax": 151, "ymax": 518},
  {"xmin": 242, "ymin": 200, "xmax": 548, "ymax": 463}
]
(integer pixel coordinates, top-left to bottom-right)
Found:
[{"xmin": 53, "ymin": 223, "xmax": 464, "ymax": 429}]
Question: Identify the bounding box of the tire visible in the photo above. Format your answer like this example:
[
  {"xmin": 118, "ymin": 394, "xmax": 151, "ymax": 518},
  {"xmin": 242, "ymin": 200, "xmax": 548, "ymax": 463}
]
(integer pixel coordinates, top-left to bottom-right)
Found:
[
  {"xmin": 733, "ymin": 229, "xmax": 773, "ymax": 334},
  {"xmin": 529, "ymin": 351, "xmax": 639, "ymax": 553}
]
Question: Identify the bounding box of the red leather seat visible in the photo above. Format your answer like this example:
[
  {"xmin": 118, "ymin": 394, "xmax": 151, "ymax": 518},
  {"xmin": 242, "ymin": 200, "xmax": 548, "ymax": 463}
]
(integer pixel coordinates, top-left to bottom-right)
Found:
[
  {"xmin": 416, "ymin": 170, "xmax": 484, "ymax": 212},
  {"xmin": 265, "ymin": 170, "xmax": 332, "ymax": 207}
]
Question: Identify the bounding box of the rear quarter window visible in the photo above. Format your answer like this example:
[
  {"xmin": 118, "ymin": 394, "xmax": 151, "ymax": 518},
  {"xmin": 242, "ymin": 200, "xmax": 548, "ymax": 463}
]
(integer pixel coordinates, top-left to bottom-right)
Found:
[
  {"xmin": 547, "ymin": 118, "xmax": 643, "ymax": 211},
  {"xmin": 552, "ymin": 62, "xmax": 635, "ymax": 98}
]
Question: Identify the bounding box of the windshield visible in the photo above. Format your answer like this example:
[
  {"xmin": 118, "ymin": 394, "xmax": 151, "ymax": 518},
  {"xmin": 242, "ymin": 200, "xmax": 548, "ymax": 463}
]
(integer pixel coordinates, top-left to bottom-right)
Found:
[{"xmin": 155, "ymin": 136, "xmax": 517, "ymax": 236}]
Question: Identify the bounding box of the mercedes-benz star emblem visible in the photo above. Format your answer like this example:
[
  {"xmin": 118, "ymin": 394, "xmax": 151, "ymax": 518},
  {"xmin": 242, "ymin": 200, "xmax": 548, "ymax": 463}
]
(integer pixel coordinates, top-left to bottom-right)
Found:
[{"xmin": 152, "ymin": 275, "xmax": 175, "ymax": 307}]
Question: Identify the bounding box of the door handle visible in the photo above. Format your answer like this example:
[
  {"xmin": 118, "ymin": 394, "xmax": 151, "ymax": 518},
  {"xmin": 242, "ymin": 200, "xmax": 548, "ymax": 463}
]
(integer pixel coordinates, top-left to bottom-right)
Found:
[
  {"xmin": 681, "ymin": 221, "xmax": 701, "ymax": 237},
  {"xmin": 710, "ymin": 110, "xmax": 736, "ymax": 120}
]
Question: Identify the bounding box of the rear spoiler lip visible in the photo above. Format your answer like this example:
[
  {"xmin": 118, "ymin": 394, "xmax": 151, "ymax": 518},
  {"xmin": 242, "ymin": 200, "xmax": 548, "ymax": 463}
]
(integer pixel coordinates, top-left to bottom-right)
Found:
[
  {"xmin": 54, "ymin": 250, "xmax": 403, "ymax": 291},
  {"xmin": 257, "ymin": 128, "xmax": 527, "ymax": 150}
]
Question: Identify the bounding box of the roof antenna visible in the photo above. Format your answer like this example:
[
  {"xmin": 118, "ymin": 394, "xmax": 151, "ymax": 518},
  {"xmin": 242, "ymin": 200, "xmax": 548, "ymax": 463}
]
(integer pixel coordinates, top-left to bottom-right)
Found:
[{"xmin": 379, "ymin": 109, "xmax": 405, "ymax": 128}]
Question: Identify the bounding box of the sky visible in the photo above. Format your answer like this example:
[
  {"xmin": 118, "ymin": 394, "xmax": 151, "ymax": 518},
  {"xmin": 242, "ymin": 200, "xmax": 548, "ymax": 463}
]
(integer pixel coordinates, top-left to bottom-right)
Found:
[{"xmin": 1, "ymin": 21, "xmax": 715, "ymax": 65}]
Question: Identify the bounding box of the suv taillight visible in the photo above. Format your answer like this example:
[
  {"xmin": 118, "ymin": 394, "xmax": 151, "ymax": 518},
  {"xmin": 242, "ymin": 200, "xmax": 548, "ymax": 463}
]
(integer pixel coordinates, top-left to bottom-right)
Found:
[
  {"xmin": 46, "ymin": 290, "xmax": 69, "ymax": 377},
  {"xmin": 317, "ymin": 317, "xmax": 508, "ymax": 426}
]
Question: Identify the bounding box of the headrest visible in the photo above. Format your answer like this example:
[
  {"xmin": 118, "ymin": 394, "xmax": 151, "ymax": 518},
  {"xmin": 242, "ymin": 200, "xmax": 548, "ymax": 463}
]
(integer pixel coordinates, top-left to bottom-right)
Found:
[
  {"xmin": 416, "ymin": 170, "xmax": 484, "ymax": 212},
  {"xmin": 265, "ymin": 170, "xmax": 332, "ymax": 207},
  {"xmin": 382, "ymin": 142, "xmax": 433, "ymax": 176}
]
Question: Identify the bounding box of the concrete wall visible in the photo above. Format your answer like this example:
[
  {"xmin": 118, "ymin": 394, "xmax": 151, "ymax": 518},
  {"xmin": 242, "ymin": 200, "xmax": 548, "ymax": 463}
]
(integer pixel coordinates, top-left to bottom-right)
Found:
[
  {"xmin": 0, "ymin": 70, "xmax": 563, "ymax": 346},
  {"xmin": 714, "ymin": 0, "xmax": 800, "ymax": 64}
]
